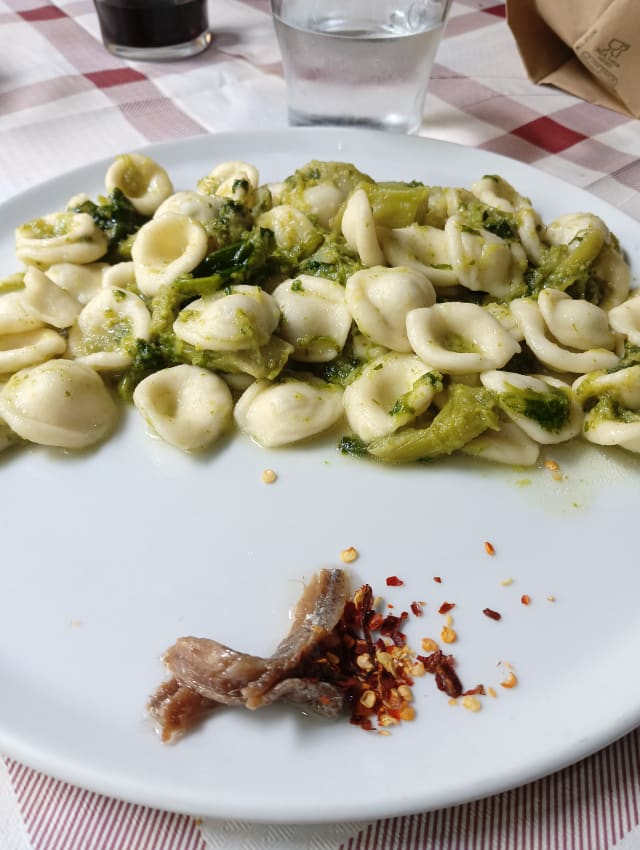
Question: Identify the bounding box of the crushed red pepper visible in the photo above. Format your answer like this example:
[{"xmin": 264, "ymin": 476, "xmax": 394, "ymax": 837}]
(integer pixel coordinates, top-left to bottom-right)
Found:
[
  {"xmin": 438, "ymin": 601, "xmax": 455, "ymax": 615},
  {"xmin": 433, "ymin": 576, "xmax": 442, "ymax": 583},
  {"xmin": 296, "ymin": 584, "xmax": 416, "ymax": 732},
  {"xmin": 463, "ymin": 684, "xmax": 486, "ymax": 696},
  {"xmin": 410, "ymin": 601, "xmax": 424, "ymax": 617},
  {"xmin": 483, "ymin": 608, "xmax": 502, "ymax": 621},
  {"xmin": 417, "ymin": 649, "xmax": 464, "ymax": 699},
  {"xmin": 296, "ymin": 582, "xmax": 471, "ymax": 732},
  {"xmin": 386, "ymin": 575, "xmax": 404, "ymax": 587}
]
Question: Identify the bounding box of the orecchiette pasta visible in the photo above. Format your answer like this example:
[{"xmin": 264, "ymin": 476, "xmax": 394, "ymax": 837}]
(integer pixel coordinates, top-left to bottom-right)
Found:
[
  {"xmin": 545, "ymin": 212, "xmax": 609, "ymax": 247},
  {"xmin": 302, "ymin": 183, "xmax": 346, "ymax": 228},
  {"xmin": 591, "ymin": 242, "xmax": 630, "ymax": 309},
  {"xmin": 46, "ymin": 262, "xmax": 108, "ymax": 304},
  {"xmin": 406, "ymin": 302, "xmax": 521, "ymax": 373},
  {"xmin": 234, "ymin": 377, "xmax": 344, "ymax": 448},
  {"xmin": 0, "ymin": 328, "xmax": 66, "ymax": 374},
  {"xmin": 133, "ymin": 364, "xmax": 233, "ymax": 451},
  {"xmin": 67, "ymin": 287, "xmax": 152, "ymax": 371},
  {"xmin": 444, "ymin": 215, "xmax": 527, "ymax": 299},
  {"xmin": 2, "ymin": 151, "xmax": 637, "ymax": 466},
  {"xmin": 0, "ymin": 359, "xmax": 118, "ymax": 449},
  {"xmin": 105, "ymin": 153, "xmax": 173, "ymax": 216},
  {"xmin": 480, "ymin": 371, "xmax": 583, "ymax": 445},
  {"xmin": 197, "ymin": 160, "xmax": 259, "ymax": 203},
  {"xmin": 510, "ymin": 298, "xmax": 619, "ymax": 373},
  {"xmin": 345, "ymin": 266, "xmax": 435, "ymax": 352},
  {"xmin": 0, "ymin": 290, "xmax": 44, "ymax": 335},
  {"xmin": 15, "ymin": 212, "xmax": 108, "ymax": 266},
  {"xmin": 343, "ymin": 352, "xmax": 439, "ymax": 442},
  {"xmin": 21, "ymin": 266, "xmax": 82, "ymax": 328},
  {"xmin": 101, "ymin": 261, "xmax": 137, "ymax": 292},
  {"xmin": 470, "ymin": 175, "xmax": 528, "ymax": 213},
  {"xmin": 341, "ymin": 188, "xmax": 384, "ymax": 267},
  {"xmin": 271, "ymin": 275, "xmax": 351, "ymax": 362},
  {"xmin": 608, "ymin": 293, "xmax": 640, "ymax": 344},
  {"xmin": 536, "ymin": 289, "xmax": 616, "ymax": 351},
  {"xmin": 378, "ymin": 224, "xmax": 458, "ymax": 288},
  {"xmin": 153, "ymin": 191, "xmax": 222, "ymax": 225},
  {"xmin": 131, "ymin": 213, "xmax": 208, "ymax": 297},
  {"xmin": 257, "ymin": 206, "xmax": 318, "ymax": 253},
  {"xmin": 573, "ymin": 364, "xmax": 640, "ymax": 453},
  {"xmin": 173, "ymin": 285, "xmax": 280, "ymax": 352},
  {"xmin": 462, "ymin": 420, "xmax": 540, "ymax": 466}
]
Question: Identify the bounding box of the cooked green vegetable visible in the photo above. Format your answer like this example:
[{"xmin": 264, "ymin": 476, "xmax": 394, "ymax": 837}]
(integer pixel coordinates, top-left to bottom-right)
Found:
[
  {"xmin": 524, "ymin": 228, "xmax": 605, "ymax": 300},
  {"xmin": 366, "ymin": 383, "xmax": 499, "ymax": 463},
  {"xmin": 297, "ymin": 234, "xmax": 362, "ymax": 283},
  {"xmin": 71, "ymin": 189, "xmax": 148, "ymax": 261},
  {"xmin": 499, "ymin": 384, "xmax": 570, "ymax": 433}
]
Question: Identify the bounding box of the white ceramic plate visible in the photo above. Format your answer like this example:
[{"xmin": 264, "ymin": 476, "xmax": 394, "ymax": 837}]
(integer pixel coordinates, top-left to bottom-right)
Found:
[{"xmin": 1, "ymin": 129, "xmax": 640, "ymax": 824}]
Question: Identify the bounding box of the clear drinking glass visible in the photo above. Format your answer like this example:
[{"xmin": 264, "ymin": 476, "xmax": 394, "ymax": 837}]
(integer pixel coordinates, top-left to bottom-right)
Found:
[
  {"xmin": 94, "ymin": 0, "xmax": 211, "ymax": 61},
  {"xmin": 270, "ymin": 0, "xmax": 451, "ymax": 133}
]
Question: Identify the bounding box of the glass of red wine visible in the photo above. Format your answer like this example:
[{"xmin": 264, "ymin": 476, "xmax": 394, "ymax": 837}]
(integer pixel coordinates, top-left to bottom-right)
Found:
[{"xmin": 94, "ymin": 0, "xmax": 211, "ymax": 61}]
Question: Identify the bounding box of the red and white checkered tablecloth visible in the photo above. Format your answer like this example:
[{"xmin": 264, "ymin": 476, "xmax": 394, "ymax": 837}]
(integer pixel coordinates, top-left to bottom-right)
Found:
[{"xmin": 1, "ymin": 1, "xmax": 639, "ymax": 848}]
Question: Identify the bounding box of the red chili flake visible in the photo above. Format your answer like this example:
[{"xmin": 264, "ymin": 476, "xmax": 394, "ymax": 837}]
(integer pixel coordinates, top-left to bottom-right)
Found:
[
  {"xmin": 484, "ymin": 541, "xmax": 496, "ymax": 556},
  {"xmin": 438, "ymin": 601, "xmax": 455, "ymax": 615},
  {"xmin": 521, "ymin": 594, "xmax": 531, "ymax": 606},
  {"xmin": 483, "ymin": 607, "xmax": 502, "ymax": 621},
  {"xmin": 417, "ymin": 649, "xmax": 463, "ymax": 698},
  {"xmin": 463, "ymin": 684, "xmax": 486, "ymax": 696},
  {"xmin": 410, "ymin": 601, "xmax": 424, "ymax": 617},
  {"xmin": 386, "ymin": 575, "xmax": 404, "ymax": 587},
  {"xmin": 380, "ymin": 611, "xmax": 409, "ymax": 646},
  {"xmin": 433, "ymin": 576, "xmax": 442, "ymax": 583},
  {"xmin": 367, "ymin": 612, "xmax": 384, "ymax": 631}
]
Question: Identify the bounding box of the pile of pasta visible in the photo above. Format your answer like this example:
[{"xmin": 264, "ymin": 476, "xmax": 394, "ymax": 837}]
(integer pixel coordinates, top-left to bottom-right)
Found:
[{"xmin": 1, "ymin": 152, "xmax": 639, "ymax": 466}]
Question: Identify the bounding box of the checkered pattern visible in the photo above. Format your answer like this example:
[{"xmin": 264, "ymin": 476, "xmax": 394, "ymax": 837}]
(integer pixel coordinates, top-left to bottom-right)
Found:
[
  {"xmin": 1, "ymin": 0, "xmax": 639, "ymax": 218},
  {"xmin": 1, "ymin": 1, "xmax": 640, "ymax": 848}
]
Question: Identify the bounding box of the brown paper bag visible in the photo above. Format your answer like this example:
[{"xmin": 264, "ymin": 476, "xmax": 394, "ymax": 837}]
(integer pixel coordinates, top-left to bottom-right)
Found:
[{"xmin": 506, "ymin": 0, "xmax": 640, "ymax": 118}]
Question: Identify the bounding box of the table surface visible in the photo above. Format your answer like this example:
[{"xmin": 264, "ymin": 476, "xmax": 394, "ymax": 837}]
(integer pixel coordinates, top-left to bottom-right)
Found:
[{"xmin": 1, "ymin": 1, "xmax": 640, "ymax": 848}]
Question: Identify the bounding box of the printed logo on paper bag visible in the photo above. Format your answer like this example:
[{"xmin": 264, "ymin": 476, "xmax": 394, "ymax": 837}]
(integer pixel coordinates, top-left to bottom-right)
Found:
[
  {"xmin": 596, "ymin": 38, "xmax": 630, "ymax": 67},
  {"xmin": 578, "ymin": 33, "xmax": 630, "ymax": 90}
]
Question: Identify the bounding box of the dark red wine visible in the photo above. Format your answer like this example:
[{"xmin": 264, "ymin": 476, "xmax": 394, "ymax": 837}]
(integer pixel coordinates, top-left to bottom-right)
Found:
[{"xmin": 95, "ymin": 0, "xmax": 208, "ymax": 48}]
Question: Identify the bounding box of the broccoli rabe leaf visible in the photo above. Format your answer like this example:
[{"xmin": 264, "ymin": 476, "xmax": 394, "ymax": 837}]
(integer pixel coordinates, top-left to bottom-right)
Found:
[
  {"xmin": 524, "ymin": 228, "xmax": 606, "ymax": 300},
  {"xmin": 459, "ymin": 202, "xmax": 518, "ymax": 241},
  {"xmin": 360, "ymin": 182, "xmax": 431, "ymax": 229},
  {"xmin": 151, "ymin": 228, "xmax": 281, "ymax": 338},
  {"xmin": 585, "ymin": 395, "xmax": 640, "ymax": 430},
  {"xmin": 119, "ymin": 332, "xmax": 294, "ymax": 399},
  {"xmin": 345, "ymin": 383, "xmax": 499, "ymax": 464},
  {"xmin": 499, "ymin": 385, "xmax": 570, "ymax": 433},
  {"xmin": 119, "ymin": 228, "xmax": 294, "ymax": 395},
  {"xmin": 389, "ymin": 371, "xmax": 444, "ymax": 417},
  {"xmin": 203, "ymin": 199, "xmax": 255, "ymax": 250},
  {"xmin": 194, "ymin": 227, "xmax": 279, "ymax": 283},
  {"xmin": 297, "ymin": 234, "xmax": 362, "ymax": 284},
  {"xmin": 118, "ymin": 337, "xmax": 181, "ymax": 399},
  {"xmin": 610, "ymin": 343, "xmax": 640, "ymax": 373},
  {"xmin": 307, "ymin": 354, "xmax": 361, "ymax": 387},
  {"xmin": 339, "ymin": 435, "xmax": 370, "ymax": 457},
  {"xmin": 282, "ymin": 160, "xmax": 374, "ymax": 202},
  {"xmin": 71, "ymin": 188, "xmax": 148, "ymax": 261},
  {"xmin": 175, "ymin": 335, "xmax": 294, "ymax": 380}
]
